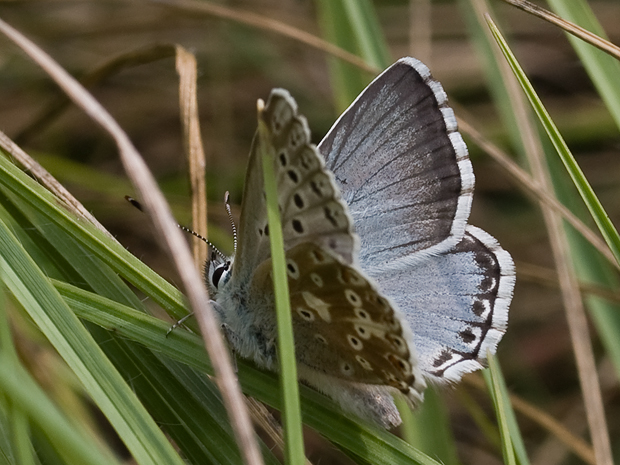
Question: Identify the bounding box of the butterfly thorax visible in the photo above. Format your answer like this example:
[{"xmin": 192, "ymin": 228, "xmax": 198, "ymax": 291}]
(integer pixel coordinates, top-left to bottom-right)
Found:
[{"xmin": 213, "ymin": 259, "xmax": 279, "ymax": 370}]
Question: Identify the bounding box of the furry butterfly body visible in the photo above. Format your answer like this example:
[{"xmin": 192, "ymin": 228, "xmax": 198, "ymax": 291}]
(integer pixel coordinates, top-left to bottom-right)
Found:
[{"xmin": 208, "ymin": 57, "xmax": 515, "ymax": 427}]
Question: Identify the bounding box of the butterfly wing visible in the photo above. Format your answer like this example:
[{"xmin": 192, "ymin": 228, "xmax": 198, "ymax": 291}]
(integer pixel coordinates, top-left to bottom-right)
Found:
[
  {"xmin": 229, "ymin": 89, "xmax": 426, "ymax": 404},
  {"xmin": 249, "ymin": 242, "xmax": 426, "ymax": 401},
  {"xmin": 375, "ymin": 226, "xmax": 514, "ymax": 383},
  {"xmin": 232, "ymin": 89, "xmax": 357, "ymax": 286},
  {"xmin": 318, "ymin": 57, "xmax": 474, "ymax": 272},
  {"xmin": 318, "ymin": 57, "xmax": 514, "ymax": 382}
]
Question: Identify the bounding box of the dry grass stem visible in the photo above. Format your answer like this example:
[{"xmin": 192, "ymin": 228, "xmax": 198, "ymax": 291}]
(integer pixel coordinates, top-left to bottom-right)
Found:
[
  {"xmin": 0, "ymin": 130, "xmax": 115, "ymax": 241},
  {"xmin": 153, "ymin": 0, "xmax": 380, "ymax": 74},
  {"xmin": 500, "ymin": 0, "xmax": 620, "ymax": 60},
  {"xmin": 176, "ymin": 46, "xmax": 208, "ymax": 269},
  {"xmin": 0, "ymin": 18, "xmax": 263, "ymax": 465},
  {"xmin": 481, "ymin": 10, "xmax": 614, "ymax": 465}
]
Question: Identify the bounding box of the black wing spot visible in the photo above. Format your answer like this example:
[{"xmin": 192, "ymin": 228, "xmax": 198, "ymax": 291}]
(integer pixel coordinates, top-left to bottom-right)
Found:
[
  {"xmin": 292, "ymin": 219, "xmax": 304, "ymax": 233},
  {"xmin": 460, "ymin": 328, "xmax": 476, "ymax": 344},
  {"xmin": 279, "ymin": 152, "xmax": 288, "ymax": 166},
  {"xmin": 433, "ymin": 349, "xmax": 453, "ymax": 367},
  {"xmin": 472, "ymin": 300, "xmax": 486, "ymax": 316},
  {"xmin": 293, "ymin": 193, "xmax": 304, "ymax": 209},
  {"xmin": 348, "ymin": 335, "xmax": 361, "ymax": 348},
  {"xmin": 288, "ymin": 170, "xmax": 299, "ymax": 183}
]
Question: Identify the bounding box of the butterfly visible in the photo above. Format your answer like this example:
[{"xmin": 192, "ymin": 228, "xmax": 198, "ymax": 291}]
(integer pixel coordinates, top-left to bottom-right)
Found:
[{"xmin": 206, "ymin": 57, "xmax": 515, "ymax": 428}]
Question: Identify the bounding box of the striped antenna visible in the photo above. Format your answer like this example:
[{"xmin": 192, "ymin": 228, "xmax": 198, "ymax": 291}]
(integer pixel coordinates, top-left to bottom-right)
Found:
[
  {"xmin": 125, "ymin": 196, "xmax": 227, "ymax": 262},
  {"xmin": 224, "ymin": 191, "xmax": 238, "ymax": 254}
]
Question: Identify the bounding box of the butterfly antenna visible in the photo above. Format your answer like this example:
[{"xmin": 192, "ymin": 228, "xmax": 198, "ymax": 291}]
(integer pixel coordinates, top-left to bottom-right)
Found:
[
  {"xmin": 125, "ymin": 196, "xmax": 227, "ymax": 262},
  {"xmin": 125, "ymin": 195, "xmax": 144, "ymax": 212},
  {"xmin": 178, "ymin": 226, "xmax": 227, "ymax": 262},
  {"xmin": 224, "ymin": 191, "xmax": 238, "ymax": 255}
]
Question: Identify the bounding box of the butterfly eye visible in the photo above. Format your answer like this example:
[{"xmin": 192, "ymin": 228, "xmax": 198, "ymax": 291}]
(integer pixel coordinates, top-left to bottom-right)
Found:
[{"xmin": 211, "ymin": 262, "xmax": 231, "ymax": 289}]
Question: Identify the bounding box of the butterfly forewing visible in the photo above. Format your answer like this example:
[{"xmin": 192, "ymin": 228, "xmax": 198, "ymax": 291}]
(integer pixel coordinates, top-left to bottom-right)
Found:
[
  {"xmin": 232, "ymin": 90, "xmax": 357, "ymax": 282},
  {"xmin": 318, "ymin": 57, "xmax": 474, "ymax": 271},
  {"xmin": 259, "ymin": 91, "xmax": 358, "ymax": 264}
]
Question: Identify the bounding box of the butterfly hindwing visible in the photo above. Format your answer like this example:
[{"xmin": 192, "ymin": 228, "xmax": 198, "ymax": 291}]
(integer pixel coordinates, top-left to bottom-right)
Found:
[
  {"xmin": 281, "ymin": 242, "xmax": 425, "ymax": 400},
  {"xmin": 374, "ymin": 225, "xmax": 515, "ymax": 383},
  {"xmin": 317, "ymin": 57, "xmax": 514, "ymax": 385}
]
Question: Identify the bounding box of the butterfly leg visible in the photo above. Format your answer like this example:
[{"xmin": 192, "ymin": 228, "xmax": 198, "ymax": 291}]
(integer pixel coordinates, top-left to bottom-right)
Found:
[
  {"xmin": 165, "ymin": 300, "xmax": 225, "ymax": 336},
  {"xmin": 165, "ymin": 311, "xmax": 195, "ymax": 336}
]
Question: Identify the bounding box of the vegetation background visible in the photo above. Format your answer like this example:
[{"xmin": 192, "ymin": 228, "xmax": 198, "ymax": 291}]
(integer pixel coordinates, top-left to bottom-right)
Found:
[{"xmin": 0, "ymin": 1, "xmax": 618, "ymax": 465}]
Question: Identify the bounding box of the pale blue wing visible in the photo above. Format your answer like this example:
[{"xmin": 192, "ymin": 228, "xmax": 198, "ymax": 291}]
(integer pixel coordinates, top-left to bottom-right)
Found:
[
  {"xmin": 318, "ymin": 57, "xmax": 474, "ymax": 272},
  {"xmin": 371, "ymin": 226, "xmax": 515, "ymax": 383}
]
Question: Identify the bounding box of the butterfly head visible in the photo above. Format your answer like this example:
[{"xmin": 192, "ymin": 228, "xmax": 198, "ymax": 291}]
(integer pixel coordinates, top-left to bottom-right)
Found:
[{"xmin": 205, "ymin": 251, "xmax": 232, "ymax": 295}]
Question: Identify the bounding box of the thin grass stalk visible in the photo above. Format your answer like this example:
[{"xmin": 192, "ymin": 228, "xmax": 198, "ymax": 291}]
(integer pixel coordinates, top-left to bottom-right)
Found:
[
  {"xmin": 0, "ymin": 18, "xmax": 263, "ymax": 465},
  {"xmin": 153, "ymin": 0, "xmax": 379, "ymax": 74},
  {"xmin": 258, "ymin": 101, "xmax": 306, "ymax": 465},
  {"xmin": 544, "ymin": 0, "xmax": 620, "ymax": 130},
  {"xmin": 176, "ymin": 47, "xmax": 208, "ymax": 268},
  {"xmin": 485, "ymin": 15, "xmax": 614, "ymax": 465},
  {"xmin": 486, "ymin": 355, "xmax": 518, "ymax": 465},
  {"xmin": 499, "ymin": 0, "xmax": 620, "ymax": 60}
]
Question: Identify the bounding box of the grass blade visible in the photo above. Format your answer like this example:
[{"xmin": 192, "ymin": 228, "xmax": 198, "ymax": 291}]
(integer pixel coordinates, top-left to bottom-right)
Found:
[
  {"xmin": 485, "ymin": 15, "xmax": 620, "ymax": 269},
  {"xmin": 0, "ymin": 217, "xmax": 185, "ymax": 465},
  {"xmin": 258, "ymin": 101, "xmax": 305, "ymax": 464},
  {"xmin": 0, "ymin": 358, "xmax": 122, "ymax": 465},
  {"xmin": 485, "ymin": 356, "xmax": 528, "ymax": 465},
  {"xmin": 545, "ymin": 0, "xmax": 620, "ymax": 129}
]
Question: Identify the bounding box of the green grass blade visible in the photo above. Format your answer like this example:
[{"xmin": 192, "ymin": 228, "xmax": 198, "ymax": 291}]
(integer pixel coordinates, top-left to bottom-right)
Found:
[
  {"xmin": 315, "ymin": 0, "xmax": 374, "ymax": 112},
  {"xmin": 258, "ymin": 108, "xmax": 305, "ymax": 465},
  {"xmin": 0, "ymin": 194, "xmax": 261, "ymax": 464},
  {"xmin": 397, "ymin": 390, "xmax": 460, "ymax": 465},
  {"xmin": 56, "ymin": 279, "xmax": 442, "ymax": 465},
  {"xmin": 340, "ymin": 0, "xmax": 391, "ymax": 69},
  {"xmin": 0, "ymin": 134, "xmax": 444, "ymax": 465},
  {"xmin": 485, "ymin": 356, "xmax": 529, "ymax": 465},
  {"xmin": 0, "ymin": 151, "xmax": 188, "ymax": 320},
  {"xmin": 315, "ymin": 0, "xmax": 390, "ymax": 111},
  {"xmin": 0, "ymin": 282, "xmax": 30, "ymax": 465},
  {"xmin": 0, "ymin": 217, "xmax": 185, "ymax": 465},
  {"xmin": 486, "ymin": 17, "xmax": 620, "ymax": 268},
  {"xmin": 545, "ymin": 0, "xmax": 620, "ymax": 130},
  {"xmin": 0, "ymin": 357, "xmax": 122, "ymax": 465}
]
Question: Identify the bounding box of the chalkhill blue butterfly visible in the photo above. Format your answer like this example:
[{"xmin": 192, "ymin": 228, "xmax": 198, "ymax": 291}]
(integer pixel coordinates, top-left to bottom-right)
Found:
[{"xmin": 206, "ymin": 57, "xmax": 515, "ymax": 428}]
